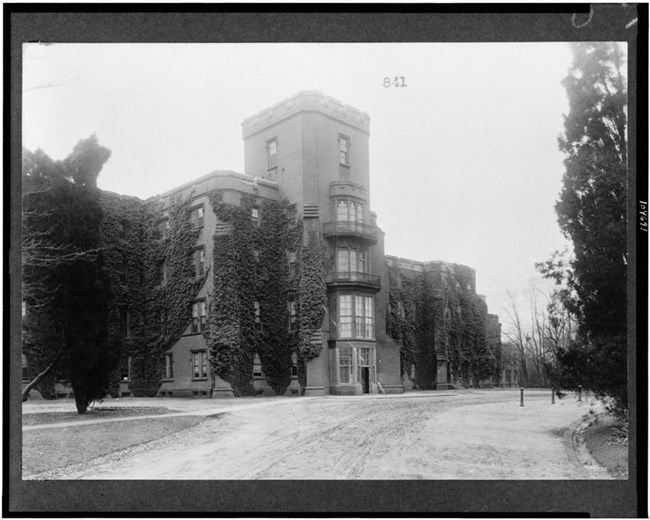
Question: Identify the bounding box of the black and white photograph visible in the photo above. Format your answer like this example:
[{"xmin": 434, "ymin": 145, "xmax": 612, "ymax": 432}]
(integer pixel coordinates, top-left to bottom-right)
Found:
[{"xmin": 8, "ymin": 6, "xmax": 644, "ymax": 516}]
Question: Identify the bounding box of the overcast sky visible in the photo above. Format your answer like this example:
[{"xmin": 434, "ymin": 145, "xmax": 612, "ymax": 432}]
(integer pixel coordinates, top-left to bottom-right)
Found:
[{"xmin": 23, "ymin": 42, "xmax": 579, "ymax": 333}]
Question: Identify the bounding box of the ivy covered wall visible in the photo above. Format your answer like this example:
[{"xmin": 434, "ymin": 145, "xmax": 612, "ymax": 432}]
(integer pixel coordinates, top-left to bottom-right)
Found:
[
  {"xmin": 386, "ymin": 260, "xmax": 499, "ymax": 389},
  {"xmin": 101, "ymin": 191, "xmax": 204, "ymax": 397},
  {"xmin": 206, "ymin": 191, "xmax": 326, "ymax": 396}
]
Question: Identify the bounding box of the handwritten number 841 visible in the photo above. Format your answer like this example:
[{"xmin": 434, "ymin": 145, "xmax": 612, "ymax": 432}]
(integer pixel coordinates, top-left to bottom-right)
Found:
[{"xmin": 383, "ymin": 76, "xmax": 407, "ymax": 88}]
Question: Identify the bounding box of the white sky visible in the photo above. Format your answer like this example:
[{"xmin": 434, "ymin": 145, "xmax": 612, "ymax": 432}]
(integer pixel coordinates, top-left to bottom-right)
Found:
[{"xmin": 23, "ymin": 42, "xmax": 577, "ymax": 333}]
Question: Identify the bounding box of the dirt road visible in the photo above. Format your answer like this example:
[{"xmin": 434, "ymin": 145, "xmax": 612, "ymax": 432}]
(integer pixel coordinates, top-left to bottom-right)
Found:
[{"xmin": 30, "ymin": 389, "xmax": 611, "ymax": 480}]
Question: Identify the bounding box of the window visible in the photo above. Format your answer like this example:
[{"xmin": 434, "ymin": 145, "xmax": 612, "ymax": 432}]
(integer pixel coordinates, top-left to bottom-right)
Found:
[
  {"xmin": 288, "ymin": 250, "xmax": 297, "ymax": 276},
  {"xmin": 119, "ymin": 258, "xmax": 129, "ymax": 284},
  {"xmin": 194, "ymin": 248, "xmax": 206, "ymax": 277},
  {"xmin": 190, "ymin": 205, "xmax": 204, "ymax": 229},
  {"xmin": 336, "ymin": 246, "xmax": 368, "ymax": 274},
  {"xmin": 157, "ymin": 261, "xmax": 167, "ymax": 286},
  {"xmin": 288, "ymin": 298, "xmax": 297, "ymax": 331},
  {"xmin": 335, "ymin": 199, "xmax": 364, "ymax": 223},
  {"xmin": 291, "ymin": 352, "xmax": 298, "ymax": 378},
  {"xmin": 339, "ymin": 347, "xmax": 353, "ymax": 384},
  {"xmin": 119, "ymin": 308, "xmax": 130, "ymax": 338},
  {"xmin": 267, "ymin": 138, "xmax": 278, "ymax": 168},
  {"xmin": 120, "ymin": 356, "xmax": 132, "ymax": 381},
  {"xmin": 164, "ymin": 353, "xmax": 174, "ymax": 379},
  {"xmin": 253, "ymin": 301, "xmax": 261, "ymax": 330},
  {"xmin": 192, "ymin": 351, "xmax": 208, "ymax": 380},
  {"xmin": 253, "ymin": 353, "xmax": 264, "ymax": 378},
  {"xmin": 339, "ymin": 135, "xmax": 350, "ymax": 166},
  {"xmin": 251, "ymin": 208, "xmax": 260, "ymax": 226},
  {"xmin": 339, "ymin": 295, "xmax": 353, "ymax": 338},
  {"xmin": 337, "ymin": 295, "xmax": 374, "ymax": 339},
  {"xmin": 191, "ymin": 301, "xmax": 207, "ymax": 333}
]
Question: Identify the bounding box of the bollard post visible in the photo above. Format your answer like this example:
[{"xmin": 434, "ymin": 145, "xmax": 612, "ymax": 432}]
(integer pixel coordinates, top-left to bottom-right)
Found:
[
  {"xmin": 578, "ymin": 385, "xmax": 582, "ymax": 402},
  {"xmin": 520, "ymin": 387, "xmax": 524, "ymax": 407},
  {"xmin": 551, "ymin": 388, "xmax": 555, "ymax": 404}
]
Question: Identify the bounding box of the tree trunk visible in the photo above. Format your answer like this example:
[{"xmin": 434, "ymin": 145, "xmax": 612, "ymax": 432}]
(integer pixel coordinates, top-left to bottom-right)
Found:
[
  {"xmin": 21, "ymin": 350, "xmax": 62, "ymax": 402},
  {"xmin": 75, "ymin": 392, "xmax": 89, "ymax": 414}
]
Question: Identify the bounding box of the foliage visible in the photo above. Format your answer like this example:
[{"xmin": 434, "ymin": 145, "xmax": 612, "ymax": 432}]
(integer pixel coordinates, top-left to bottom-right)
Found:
[
  {"xmin": 22, "ymin": 136, "xmax": 118, "ymax": 413},
  {"xmin": 295, "ymin": 226, "xmax": 327, "ymax": 368},
  {"xmin": 207, "ymin": 192, "xmax": 326, "ymax": 395},
  {"xmin": 101, "ymin": 191, "xmax": 205, "ymax": 397},
  {"xmin": 539, "ymin": 42, "xmax": 627, "ymax": 409},
  {"xmin": 385, "ymin": 267, "xmax": 417, "ymax": 378},
  {"xmin": 386, "ymin": 265, "xmax": 496, "ymax": 389},
  {"xmin": 206, "ymin": 192, "xmax": 261, "ymax": 396},
  {"xmin": 256, "ymin": 200, "xmax": 295, "ymax": 394}
]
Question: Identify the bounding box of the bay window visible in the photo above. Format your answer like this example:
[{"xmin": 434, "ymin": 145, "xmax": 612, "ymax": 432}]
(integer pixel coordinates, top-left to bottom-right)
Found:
[{"xmin": 337, "ymin": 294, "xmax": 374, "ymax": 339}]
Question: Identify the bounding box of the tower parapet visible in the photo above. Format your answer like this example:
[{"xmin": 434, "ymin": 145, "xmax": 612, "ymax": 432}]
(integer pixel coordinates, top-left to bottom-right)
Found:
[{"xmin": 242, "ymin": 91, "xmax": 370, "ymax": 138}]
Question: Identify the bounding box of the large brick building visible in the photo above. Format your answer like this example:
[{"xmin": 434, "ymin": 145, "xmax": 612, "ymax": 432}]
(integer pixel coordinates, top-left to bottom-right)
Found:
[{"xmin": 25, "ymin": 91, "xmax": 502, "ymax": 399}]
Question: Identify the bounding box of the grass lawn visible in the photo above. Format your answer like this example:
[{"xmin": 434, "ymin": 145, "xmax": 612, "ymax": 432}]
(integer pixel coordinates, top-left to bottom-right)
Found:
[
  {"xmin": 23, "ymin": 414, "xmax": 205, "ymax": 478},
  {"xmin": 22, "ymin": 406, "xmax": 174, "ymax": 426},
  {"xmin": 583, "ymin": 414, "xmax": 628, "ymax": 479}
]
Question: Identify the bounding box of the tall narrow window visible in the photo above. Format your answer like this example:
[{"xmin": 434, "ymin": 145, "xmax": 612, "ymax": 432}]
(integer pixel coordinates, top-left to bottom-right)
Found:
[
  {"xmin": 288, "ymin": 298, "xmax": 297, "ymax": 331},
  {"xmin": 267, "ymin": 139, "xmax": 278, "ymax": 168},
  {"xmin": 359, "ymin": 250, "xmax": 367, "ymax": 273},
  {"xmin": 157, "ymin": 261, "xmax": 167, "ymax": 286},
  {"xmin": 338, "ymin": 295, "xmax": 353, "ymax": 338},
  {"xmin": 164, "ymin": 353, "xmax": 174, "ymax": 379},
  {"xmin": 291, "ymin": 352, "xmax": 298, "ymax": 377},
  {"xmin": 119, "ymin": 308, "xmax": 130, "ymax": 338},
  {"xmin": 254, "ymin": 300, "xmax": 261, "ymax": 330},
  {"xmin": 191, "ymin": 301, "xmax": 207, "ymax": 333},
  {"xmin": 288, "ymin": 251, "xmax": 297, "ymax": 276},
  {"xmin": 364, "ymin": 297, "xmax": 375, "ymax": 338},
  {"xmin": 119, "ymin": 258, "xmax": 129, "ymax": 284},
  {"xmin": 253, "ymin": 353, "xmax": 264, "ymax": 378},
  {"xmin": 339, "ymin": 347, "xmax": 353, "ymax": 384},
  {"xmin": 192, "ymin": 351, "xmax": 207, "ymax": 379},
  {"xmin": 194, "ymin": 248, "xmax": 205, "ymax": 277},
  {"xmin": 339, "ymin": 135, "xmax": 350, "ymax": 166}
]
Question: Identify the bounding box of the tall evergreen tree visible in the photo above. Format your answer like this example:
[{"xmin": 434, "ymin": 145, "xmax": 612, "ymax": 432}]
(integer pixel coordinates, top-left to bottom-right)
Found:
[
  {"xmin": 539, "ymin": 42, "xmax": 627, "ymax": 409},
  {"xmin": 22, "ymin": 136, "xmax": 118, "ymax": 413}
]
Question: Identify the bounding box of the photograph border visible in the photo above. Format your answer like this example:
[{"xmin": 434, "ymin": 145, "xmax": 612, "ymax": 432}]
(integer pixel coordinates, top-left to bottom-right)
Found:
[{"xmin": 5, "ymin": 4, "xmax": 646, "ymax": 516}]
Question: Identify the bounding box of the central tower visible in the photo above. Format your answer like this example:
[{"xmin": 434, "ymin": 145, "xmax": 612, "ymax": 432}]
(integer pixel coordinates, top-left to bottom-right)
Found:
[{"xmin": 242, "ymin": 91, "xmax": 401, "ymax": 395}]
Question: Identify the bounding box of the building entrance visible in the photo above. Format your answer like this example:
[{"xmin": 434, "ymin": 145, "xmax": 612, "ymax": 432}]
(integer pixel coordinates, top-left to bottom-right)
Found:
[{"xmin": 361, "ymin": 366, "xmax": 370, "ymax": 394}]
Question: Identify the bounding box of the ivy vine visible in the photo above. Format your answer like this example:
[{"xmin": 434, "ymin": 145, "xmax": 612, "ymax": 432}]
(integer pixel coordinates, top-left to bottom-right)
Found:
[
  {"xmin": 101, "ymin": 192, "xmax": 204, "ymax": 397},
  {"xmin": 386, "ymin": 264, "xmax": 497, "ymax": 389}
]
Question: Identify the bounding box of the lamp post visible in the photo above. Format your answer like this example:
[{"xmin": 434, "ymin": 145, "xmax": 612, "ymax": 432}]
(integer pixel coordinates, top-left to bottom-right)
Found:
[
  {"xmin": 520, "ymin": 387, "xmax": 524, "ymax": 407},
  {"xmin": 551, "ymin": 387, "xmax": 555, "ymax": 404},
  {"xmin": 578, "ymin": 385, "xmax": 582, "ymax": 402}
]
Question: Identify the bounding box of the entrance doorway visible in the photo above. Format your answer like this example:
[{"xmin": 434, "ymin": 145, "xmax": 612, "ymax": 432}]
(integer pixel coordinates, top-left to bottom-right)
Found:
[{"xmin": 361, "ymin": 366, "xmax": 370, "ymax": 394}]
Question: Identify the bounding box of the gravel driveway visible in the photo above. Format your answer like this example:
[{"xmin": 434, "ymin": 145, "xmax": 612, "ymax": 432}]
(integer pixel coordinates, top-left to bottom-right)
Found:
[{"xmin": 24, "ymin": 389, "xmax": 612, "ymax": 480}]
